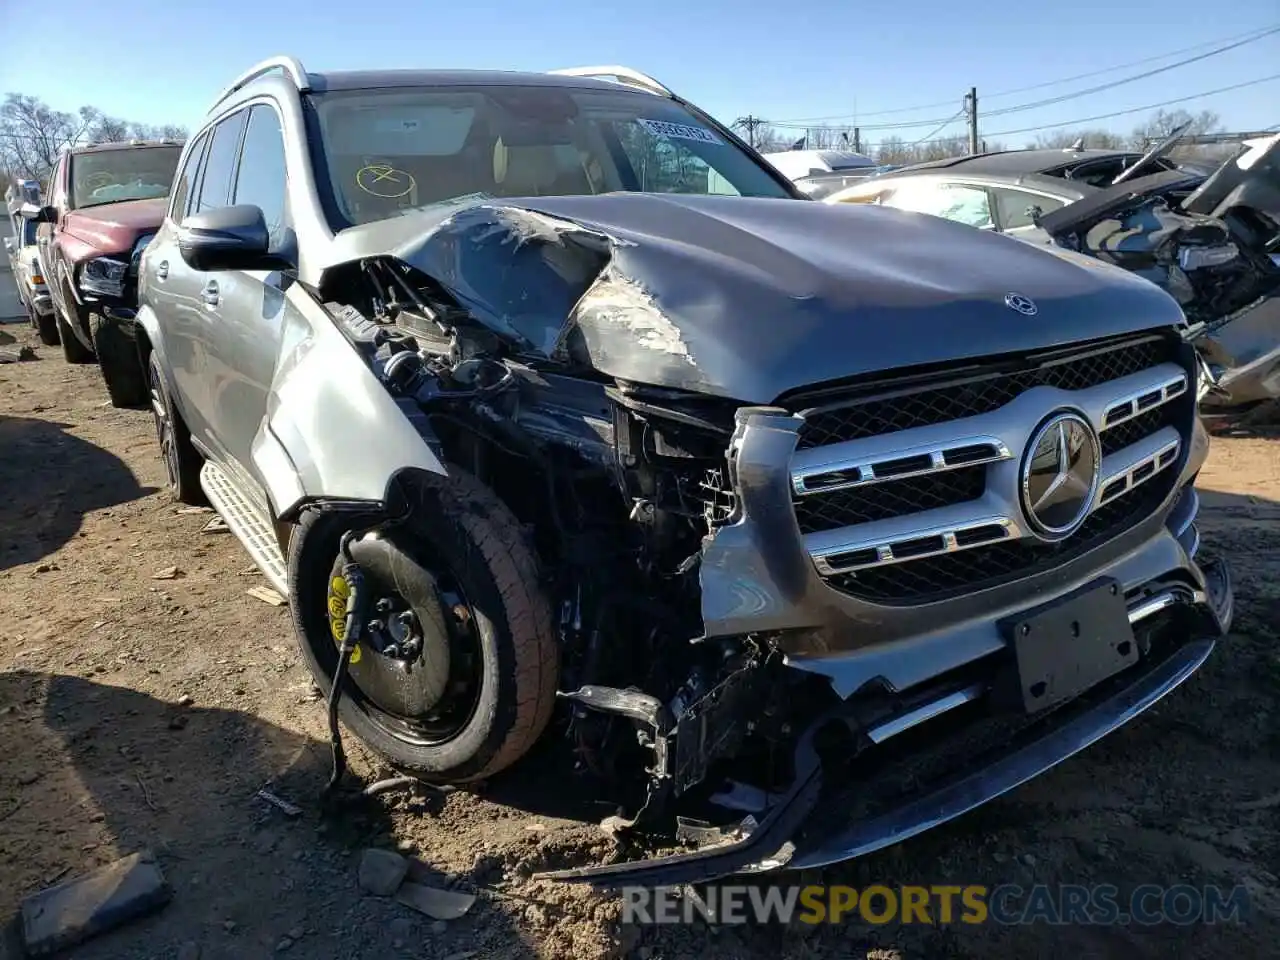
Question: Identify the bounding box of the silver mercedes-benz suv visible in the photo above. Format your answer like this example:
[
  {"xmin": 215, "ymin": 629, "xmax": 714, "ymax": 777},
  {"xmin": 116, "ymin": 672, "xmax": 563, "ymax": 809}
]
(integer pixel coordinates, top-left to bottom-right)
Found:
[{"xmin": 134, "ymin": 56, "xmax": 1233, "ymax": 885}]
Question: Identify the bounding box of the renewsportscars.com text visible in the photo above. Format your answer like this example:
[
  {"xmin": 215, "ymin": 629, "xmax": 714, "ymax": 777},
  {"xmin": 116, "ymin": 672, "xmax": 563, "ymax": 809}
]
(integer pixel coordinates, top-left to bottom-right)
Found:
[{"xmin": 622, "ymin": 883, "xmax": 1251, "ymax": 926}]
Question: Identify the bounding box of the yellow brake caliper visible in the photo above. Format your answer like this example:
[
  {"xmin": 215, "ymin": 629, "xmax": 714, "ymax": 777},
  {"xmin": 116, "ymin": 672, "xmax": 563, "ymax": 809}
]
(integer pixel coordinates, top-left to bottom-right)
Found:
[{"xmin": 327, "ymin": 574, "xmax": 362, "ymax": 664}]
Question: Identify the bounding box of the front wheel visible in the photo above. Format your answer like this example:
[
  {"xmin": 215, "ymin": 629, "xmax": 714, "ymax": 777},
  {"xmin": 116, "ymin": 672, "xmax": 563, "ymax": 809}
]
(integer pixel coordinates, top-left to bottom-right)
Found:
[
  {"xmin": 288, "ymin": 470, "xmax": 559, "ymax": 784},
  {"xmin": 90, "ymin": 312, "xmax": 148, "ymax": 407},
  {"xmin": 56, "ymin": 281, "xmax": 95, "ymax": 364},
  {"xmin": 32, "ymin": 308, "xmax": 60, "ymax": 346}
]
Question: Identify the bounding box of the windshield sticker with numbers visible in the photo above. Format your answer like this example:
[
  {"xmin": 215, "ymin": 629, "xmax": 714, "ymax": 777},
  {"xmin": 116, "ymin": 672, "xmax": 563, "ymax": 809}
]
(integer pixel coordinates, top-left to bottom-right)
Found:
[{"xmin": 637, "ymin": 118, "xmax": 723, "ymax": 146}]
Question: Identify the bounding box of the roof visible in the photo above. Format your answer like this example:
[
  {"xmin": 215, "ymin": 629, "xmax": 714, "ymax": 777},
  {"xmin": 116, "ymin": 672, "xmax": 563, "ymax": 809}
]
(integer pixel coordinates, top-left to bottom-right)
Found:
[
  {"xmin": 67, "ymin": 139, "xmax": 185, "ymax": 155},
  {"xmin": 890, "ymin": 147, "xmax": 1142, "ymax": 178},
  {"xmin": 761, "ymin": 149, "xmax": 877, "ymax": 179},
  {"xmin": 305, "ymin": 68, "xmax": 655, "ymax": 94}
]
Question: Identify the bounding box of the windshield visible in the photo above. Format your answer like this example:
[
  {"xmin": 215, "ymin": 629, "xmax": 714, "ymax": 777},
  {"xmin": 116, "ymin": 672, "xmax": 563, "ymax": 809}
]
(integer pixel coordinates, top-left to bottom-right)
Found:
[
  {"xmin": 19, "ymin": 217, "xmax": 37, "ymax": 245},
  {"xmin": 308, "ymin": 84, "xmax": 792, "ymax": 227},
  {"xmin": 70, "ymin": 146, "xmax": 182, "ymax": 209}
]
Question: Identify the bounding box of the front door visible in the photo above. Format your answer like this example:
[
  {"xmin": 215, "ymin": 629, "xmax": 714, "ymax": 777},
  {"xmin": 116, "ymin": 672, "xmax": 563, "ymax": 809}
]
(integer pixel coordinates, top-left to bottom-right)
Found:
[
  {"xmin": 161, "ymin": 111, "xmax": 248, "ymax": 453},
  {"xmin": 201, "ymin": 103, "xmax": 292, "ymax": 490}
]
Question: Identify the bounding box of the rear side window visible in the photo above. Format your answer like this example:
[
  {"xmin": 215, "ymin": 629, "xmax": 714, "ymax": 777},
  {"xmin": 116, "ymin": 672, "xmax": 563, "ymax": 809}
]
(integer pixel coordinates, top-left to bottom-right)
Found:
[
  {"xmin": 170, "ymin": 130, "xmax": 210, "ymax": 221},
  {"xmin": 195, "ymin": 113, "xmax": 247, "ymax": 213},
  {"xmin": 992, "ymin": 188, "xmax": 1064, "ymax": 229},
  {"xmin": 233, "ymin": 105, "xmax": 288, "ymax": 242},
  {"xmin": 49, "ymin": 156, "xmax": 67, "ymax": 211},
  {"xmin": 884, "ymin": 180, "xmax": 994, "ymax": 229}
]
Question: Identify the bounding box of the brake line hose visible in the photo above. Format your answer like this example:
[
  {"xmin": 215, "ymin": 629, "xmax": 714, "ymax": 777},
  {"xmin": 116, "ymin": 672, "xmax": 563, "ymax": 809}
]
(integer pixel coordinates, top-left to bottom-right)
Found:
[
  {"xmin": 323, "ymin": 529, "xmax": 374, "ymax": 797},
  {"xmin": 318, "ymin": 491, "xmax": 458, "ymax": 804}
]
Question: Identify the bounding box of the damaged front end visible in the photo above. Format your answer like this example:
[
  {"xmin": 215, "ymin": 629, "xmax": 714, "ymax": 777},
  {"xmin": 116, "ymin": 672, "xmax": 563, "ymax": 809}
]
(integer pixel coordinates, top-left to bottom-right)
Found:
[{"xmin": 311, "ymin": 193, "xmax": 1232, "ymax": 888}]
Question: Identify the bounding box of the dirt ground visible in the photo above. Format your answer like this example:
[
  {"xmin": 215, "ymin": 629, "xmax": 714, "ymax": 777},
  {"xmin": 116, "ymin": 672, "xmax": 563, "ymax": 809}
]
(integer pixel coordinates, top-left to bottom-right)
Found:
[{"xmin": 2, "ymin": 321, "xmax": 1279, "ymax": 960}]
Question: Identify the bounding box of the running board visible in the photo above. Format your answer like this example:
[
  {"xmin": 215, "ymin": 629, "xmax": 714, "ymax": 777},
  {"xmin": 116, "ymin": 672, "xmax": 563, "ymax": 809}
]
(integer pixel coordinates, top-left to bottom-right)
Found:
[{"xmin": 199, "ymin": 462, "xmax": 288, "ymax": 595}]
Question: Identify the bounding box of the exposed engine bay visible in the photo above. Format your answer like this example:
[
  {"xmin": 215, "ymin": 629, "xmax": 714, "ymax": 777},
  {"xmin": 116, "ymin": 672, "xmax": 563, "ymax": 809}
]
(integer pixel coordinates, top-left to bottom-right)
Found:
[
  {"xmin": 291, "ymin": 190, "xmax": 1233, "ymax": 886},
  {"xmin": 1041, "ymin": 134, "xmax": 1280, "ymax": 335},
  {"xmin": 317, "ymin": 245, "xmax": 830, "ymax": 844}
]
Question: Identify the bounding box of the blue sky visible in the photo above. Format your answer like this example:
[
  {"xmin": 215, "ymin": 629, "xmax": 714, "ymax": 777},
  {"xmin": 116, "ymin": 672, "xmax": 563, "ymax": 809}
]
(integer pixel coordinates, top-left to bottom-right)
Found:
[{"xmin": 1, "ymin": 0, "xmax": 1277, "ymax": 148}]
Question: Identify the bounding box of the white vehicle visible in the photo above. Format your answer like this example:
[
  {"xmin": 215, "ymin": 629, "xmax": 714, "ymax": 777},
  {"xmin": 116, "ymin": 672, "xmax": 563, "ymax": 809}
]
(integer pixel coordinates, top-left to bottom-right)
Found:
[
  {"xmin": 4, "ymin": 180, "xmax": 57, "ymax": 344},
  {"xmin": 761, "ymin": 149, "xmax": 879, "ymax": 198}
]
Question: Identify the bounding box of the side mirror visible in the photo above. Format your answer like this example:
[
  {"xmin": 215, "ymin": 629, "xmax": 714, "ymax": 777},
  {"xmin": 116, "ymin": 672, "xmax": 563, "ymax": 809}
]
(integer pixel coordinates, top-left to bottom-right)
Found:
[
  {"xmin": 1027, "ymin": 204, "xmax": 1044, "ymax": 225},
  {"xmin": 19, "ymin": 202, "xmax": 56, "ymax": 224},
  {"xmin": 178, "ymin": 204, "xmax": 284, "ymax": 271}
]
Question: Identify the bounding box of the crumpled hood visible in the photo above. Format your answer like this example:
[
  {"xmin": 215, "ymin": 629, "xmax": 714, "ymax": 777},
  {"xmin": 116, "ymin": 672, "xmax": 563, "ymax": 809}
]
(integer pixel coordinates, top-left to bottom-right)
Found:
[
  {"xmin": 326, "ymin": 193, "xmax": 1186, "ymax": 403},
  {"xmin": 64, "ymin": 198, "xmax": 166, "ymax": 256}
]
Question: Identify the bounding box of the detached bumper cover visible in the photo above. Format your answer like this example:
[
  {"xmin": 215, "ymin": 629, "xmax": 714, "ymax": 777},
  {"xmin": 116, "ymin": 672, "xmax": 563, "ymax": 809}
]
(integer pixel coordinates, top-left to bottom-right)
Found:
[{"xmin": 540, "ymin": 557, "xmax": 1232, "ymax": 888}]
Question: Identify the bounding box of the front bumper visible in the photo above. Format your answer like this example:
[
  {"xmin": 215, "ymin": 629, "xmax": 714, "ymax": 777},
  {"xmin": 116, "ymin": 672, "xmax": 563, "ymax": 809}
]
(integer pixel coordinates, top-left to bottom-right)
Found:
[
  {"xmin": 541, "ymin": 555, "xmax": 1231, "ymax": 887},
  {"xmin": 788, "ymin": 557, "xmax": 1230, "ymax": 872},
  {"xmin": 29, "ymin": 288, "xmax": 53, "ymax": 316}
]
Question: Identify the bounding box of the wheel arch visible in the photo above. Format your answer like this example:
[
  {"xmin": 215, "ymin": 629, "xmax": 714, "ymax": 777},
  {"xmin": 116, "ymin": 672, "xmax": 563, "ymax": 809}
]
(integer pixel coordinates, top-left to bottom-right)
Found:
[{"xmin": 258, "ymin": 287, "xmax": 451, "ymax": 521}]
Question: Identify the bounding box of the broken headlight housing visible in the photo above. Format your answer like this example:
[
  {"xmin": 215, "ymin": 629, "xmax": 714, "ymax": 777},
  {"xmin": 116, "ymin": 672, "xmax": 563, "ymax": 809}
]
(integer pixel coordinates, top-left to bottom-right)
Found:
[{"xmin": 79, "ymin": 256, "xmax": 129, "ymax": 297}]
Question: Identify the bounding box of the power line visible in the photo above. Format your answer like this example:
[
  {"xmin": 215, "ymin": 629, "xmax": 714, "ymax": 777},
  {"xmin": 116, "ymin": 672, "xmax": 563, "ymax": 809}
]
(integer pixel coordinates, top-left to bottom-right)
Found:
[
  {"xmin": 910, "ymin": 109, "xmax": 965, "ymax": 147},
  {"xmin": 769, "ymin": 21, "xmax": 1280, "ymax": 124},
  {"xmin": 980, "ymin": 25, "xmax": 1280, "ymax": 119},
  {"xmin": 859, "ymin": 76, "xmax": 1280, "ymax": 152},
  {"xmin": 972, "ymin": 73, "xmax": 1280, "ymax": 142}
]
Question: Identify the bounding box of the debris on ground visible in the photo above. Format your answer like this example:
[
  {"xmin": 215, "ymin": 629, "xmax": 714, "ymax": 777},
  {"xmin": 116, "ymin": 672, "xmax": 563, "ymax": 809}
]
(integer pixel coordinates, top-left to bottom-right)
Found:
[
  {"xmin": 357, "ymin": 849, "xmax": 409, "ymax": 897},
  {"xmin": 151, "ymin": 566, "xmax": 182, "ymax": 580},
  {"xmin": 202, "ymin": 516, "xmax": 229, "ymax": 534},
  {"xmin": 176, "ymin": 506, "xmax": 213, "ymax": 515},
  {"xmin": 246, "ymin": 586, "xmax": 287, "ymax": 606},
  {"xmin": 394, "ymin": 881, "xmax": 477, "ymax": 921},
  {"xmin": 20, "ymin": 850, "xmax": 171, "ymax": 956},
  {"xmin": 0, "ymin": 344, "xmax": 37, "ymax": 363},
  {"xmin": 255, "ymin": 787, "xmax": 302, "ymax": 818}
]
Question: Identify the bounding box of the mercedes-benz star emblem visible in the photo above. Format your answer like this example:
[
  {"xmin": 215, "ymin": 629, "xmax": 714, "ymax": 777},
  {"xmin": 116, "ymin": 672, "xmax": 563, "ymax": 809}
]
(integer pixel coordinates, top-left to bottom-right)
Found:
[
  {"xmin": 1020, "ymin": 411, "xmax": 1100, "ymax": 540},
  {"xmin": 1005, "ymin": 292, "xmax": 1038, "ymax": 316}
]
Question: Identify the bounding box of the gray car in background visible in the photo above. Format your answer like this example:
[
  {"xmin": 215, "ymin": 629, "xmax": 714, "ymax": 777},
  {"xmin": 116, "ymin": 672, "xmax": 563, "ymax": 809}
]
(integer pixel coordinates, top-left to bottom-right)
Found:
[
  {"xmin": 135, "ymin": 56, "xmax": 1231, "ymax": 887},
  {"xmin": 827, "ymin": 140, "xmax": 1280, "ymax": 425}
]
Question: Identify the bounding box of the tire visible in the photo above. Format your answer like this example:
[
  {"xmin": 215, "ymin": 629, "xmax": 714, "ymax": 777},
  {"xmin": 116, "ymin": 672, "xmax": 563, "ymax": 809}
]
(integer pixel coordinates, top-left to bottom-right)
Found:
[
  {"xmin": 90, "ymin": 311, "xmax": 148, "ymax": 408},
  {"xmin": 289, "ymin": 469, "xmax": 559, "ymax": 784},
  {"xmin": 147, "ymin": 351, "xmax": 205, "ymax": 505},
  {"xmin": 33, "ymin": 309, "xmax": 60, "ymax": 346},
  {"xmin": 56, "ymin": 280, "xmax": 95, "ymax": 364}
]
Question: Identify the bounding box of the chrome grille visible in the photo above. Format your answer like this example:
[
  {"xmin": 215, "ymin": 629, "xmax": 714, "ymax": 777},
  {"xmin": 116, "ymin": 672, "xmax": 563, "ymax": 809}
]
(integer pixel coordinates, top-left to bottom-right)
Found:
[
  {"xmin": 795, "ymin": 466, "xmax": 986, "ymax": 534},
  {"xmin": 794, "ymin": 336, "xmax": 1172, "ymax": 449},
  {"xmin": 788, "ymin": 334, "xmax": 1193, "ymax": 605}
]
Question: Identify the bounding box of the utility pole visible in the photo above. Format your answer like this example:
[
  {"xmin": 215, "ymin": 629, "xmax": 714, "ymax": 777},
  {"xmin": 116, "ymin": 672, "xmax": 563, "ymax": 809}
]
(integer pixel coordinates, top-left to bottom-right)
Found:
[
  {"xmin": 735, "ymin": 115, "xmax": 764, "ymax": 149},
  {"xmin": 853, "ymin": 127, "xmax": 861, "ymax": 153},
  {"xmin": 964, "ymin": 87, "xmax": 979, "ymax": 154}
]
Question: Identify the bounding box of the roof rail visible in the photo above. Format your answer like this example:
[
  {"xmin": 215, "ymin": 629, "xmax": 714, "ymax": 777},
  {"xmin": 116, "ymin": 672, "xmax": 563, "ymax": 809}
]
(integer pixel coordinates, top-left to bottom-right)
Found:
[
  {"xmin": 547, "ymin": 65, "xmax": 673, "ymax": 98},
  {"xmin": 210, "ymin": 56, "xmax": 309, "ymax": 113}
]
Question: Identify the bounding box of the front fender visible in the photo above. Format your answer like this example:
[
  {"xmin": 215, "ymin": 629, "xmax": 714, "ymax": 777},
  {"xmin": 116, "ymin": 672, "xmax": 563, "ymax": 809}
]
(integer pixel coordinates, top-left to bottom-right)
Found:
[{"xmin": 260, "ymin": 286, "xmax": 448, "ymax": 518}]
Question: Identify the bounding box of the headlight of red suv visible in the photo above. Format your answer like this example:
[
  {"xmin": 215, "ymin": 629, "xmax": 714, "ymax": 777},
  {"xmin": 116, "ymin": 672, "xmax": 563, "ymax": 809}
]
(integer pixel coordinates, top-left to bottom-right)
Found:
[{"xmin": 79, "ymin": 256, "xmax": 129, "ymax": 297}]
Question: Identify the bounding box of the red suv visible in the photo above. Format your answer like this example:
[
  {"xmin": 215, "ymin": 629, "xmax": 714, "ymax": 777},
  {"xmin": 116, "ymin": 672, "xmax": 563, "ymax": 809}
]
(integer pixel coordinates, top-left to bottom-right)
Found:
[{"xmin": 27, "ymin": 139, "xmax": 182, "ymax": 405}]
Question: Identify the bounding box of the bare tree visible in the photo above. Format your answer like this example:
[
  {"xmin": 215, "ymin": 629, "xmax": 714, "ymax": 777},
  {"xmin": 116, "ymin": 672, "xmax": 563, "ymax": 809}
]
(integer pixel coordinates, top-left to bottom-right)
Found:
[
  {"xmin": 1034, "ymin": 128, "xmax": 1127, "ymax": 150},
  {"xmin": 1130, "ymin": 108, "xmax": 1223, "ymax": 147},
  {"xmin": 0, "ymin": 94, "xmax": 95, "ymax": 182},
  {"xmin": 87, "ymin": 111, "xmax": 131, "ymax": 144},
  {"xmin": 916, "ymin": 134, "xmax": 968, "ymax": 162},
  {"xmin": 1, "ymin": 92, "xmax": 188, "ymax": 185}
]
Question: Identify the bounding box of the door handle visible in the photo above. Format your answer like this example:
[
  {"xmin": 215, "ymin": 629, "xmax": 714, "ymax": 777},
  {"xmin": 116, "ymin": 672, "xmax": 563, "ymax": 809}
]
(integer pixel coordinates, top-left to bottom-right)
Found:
[
  {"xmin": 201, "ymin": 280, "xmax": 220, "ymax": 307},
  {"xmin": 156, "ymin": 260, "xmax": 168, "ymax": 280}
]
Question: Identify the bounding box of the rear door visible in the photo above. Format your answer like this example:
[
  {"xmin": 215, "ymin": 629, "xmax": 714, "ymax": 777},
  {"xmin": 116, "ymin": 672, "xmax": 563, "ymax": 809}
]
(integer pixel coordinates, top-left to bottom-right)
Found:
[
  {"xmin": 145, "ymin": 126, "xmax": 209, "ymax": 429},
  {"xmin": 989, "ymin": 186, "xmax": 1068, "ymax": 246}
]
